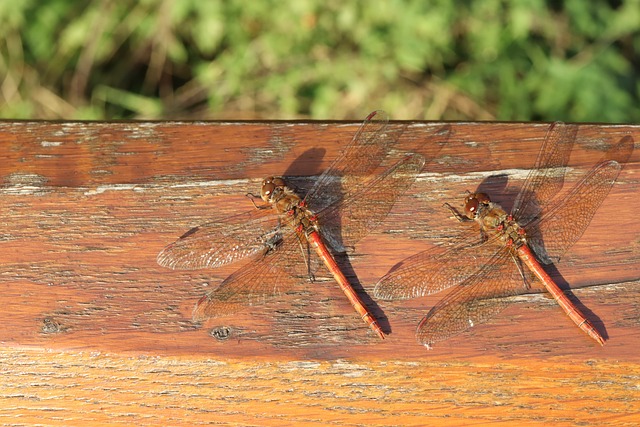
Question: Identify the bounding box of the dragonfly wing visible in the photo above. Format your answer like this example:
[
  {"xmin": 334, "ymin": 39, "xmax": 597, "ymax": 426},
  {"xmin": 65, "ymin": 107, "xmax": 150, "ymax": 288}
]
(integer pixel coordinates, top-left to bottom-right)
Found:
[
  {"xmin": 318, "ymin": 153, "xmax": 425, "ymax": 251},
  {"xmin": 512, "ymin": 123, "xmax": 578, "ymax": 224},
  {"xmin": 192, "ymin": 233, "xmax": 303, "ymax": 320},
  {"xmin": 304, "ymin": 110, "xmax": 404, "ymax": 213},
  {"xmin": 374, "ymin": 228, "xmax": 499, "ymax": 300},
  {"xmin": 415, "ymin": 248, "xmax": 525, "ymax": 348},
  {"xmin": 528, "ymin": 164, "xmax": 623, "ymax": 263},
  {"xmin": 157, "ymin": 208, "xmax": 281, "ymax": 270},
  {"xmin": 527, "ymin": 134, "xmax": 633, "ymax": 263}
]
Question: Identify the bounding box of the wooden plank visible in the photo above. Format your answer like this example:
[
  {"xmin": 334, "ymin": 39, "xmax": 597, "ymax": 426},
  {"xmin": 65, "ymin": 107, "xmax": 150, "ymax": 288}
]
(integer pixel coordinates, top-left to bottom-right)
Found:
[{"xmin": 0, "ymin": 119, "xmax": 639, "ymax": 426}]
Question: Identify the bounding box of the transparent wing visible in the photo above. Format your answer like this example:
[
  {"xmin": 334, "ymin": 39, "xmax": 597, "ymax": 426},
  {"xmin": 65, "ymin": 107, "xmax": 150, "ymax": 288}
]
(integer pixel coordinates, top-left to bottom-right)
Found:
[
  {"xmin": 374, "ymin": 227, "xmax": 499, "ymax": 300},
  {"xmin": 304, "ymin": 110, "xmax": 404, "ymax": 213},
  {"xmin": 415, "ymin": 248, "xmax": 525, "ymax": 348},
  {"xmin": 317, "ymin": 153, "xmax": 425, "ymax": 251},
  {"xmin": 512, "ymin": 122, "xmax": 578, "ymax": 224},
  {"xmin": 192, "ymin": 230, "xmax": 306, "ymax": 320},
  {"xmin": 157, "ymin": 208, "xmax": 281, "ymax": 270},
  {"xmin": 527, "ymin": 135, "xmax": 633, "ymax": 263}
]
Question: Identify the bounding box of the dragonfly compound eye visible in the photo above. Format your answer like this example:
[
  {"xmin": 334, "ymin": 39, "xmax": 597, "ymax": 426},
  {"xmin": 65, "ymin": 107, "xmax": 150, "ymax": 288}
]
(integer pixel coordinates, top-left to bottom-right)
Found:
[
  {"xmin": 463, "ymin": 197, "xmax": 479, "ymax": 218},
  {"xmin": 261, "ymin": 177, "xmax": 286, "ymax": 201},
  {"xmin": 464, "ymin": 193, "xmax": 490, "ymax": 219},
  {"xmin": 261, "ymin": 177, "xmax": 277, "ymax": 199}
]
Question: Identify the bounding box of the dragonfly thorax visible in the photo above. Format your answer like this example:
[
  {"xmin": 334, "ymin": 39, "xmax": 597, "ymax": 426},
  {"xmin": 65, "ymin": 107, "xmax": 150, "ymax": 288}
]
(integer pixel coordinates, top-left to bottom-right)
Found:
[
  {"xmin": 260, "ymin": 176, "xmax": 314, "ymax": 230},
  {"xmin": 467, "ymin": 192, "xmax": 527, "ymax": 247}
]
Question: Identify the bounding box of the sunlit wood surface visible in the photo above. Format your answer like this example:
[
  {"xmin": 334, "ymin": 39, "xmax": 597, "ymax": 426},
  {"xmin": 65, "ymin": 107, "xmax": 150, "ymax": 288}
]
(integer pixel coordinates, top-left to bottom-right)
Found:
[{"xmin": 1, "ymin": 118, "xmax": 639, "ymax": 426}]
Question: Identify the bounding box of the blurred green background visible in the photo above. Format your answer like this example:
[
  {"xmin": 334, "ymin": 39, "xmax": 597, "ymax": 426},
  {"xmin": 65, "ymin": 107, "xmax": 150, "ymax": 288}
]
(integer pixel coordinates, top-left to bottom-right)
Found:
[{"xmin": 1, "ymin": 0, "xmax": 638, "ymax": 122}]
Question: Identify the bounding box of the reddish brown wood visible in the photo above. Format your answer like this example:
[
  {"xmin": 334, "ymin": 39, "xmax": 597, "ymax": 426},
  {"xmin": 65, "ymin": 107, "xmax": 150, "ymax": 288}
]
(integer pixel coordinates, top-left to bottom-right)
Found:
[{"xmin": 0, "ymin": 119, "xmax": 638, "ymax": 425}]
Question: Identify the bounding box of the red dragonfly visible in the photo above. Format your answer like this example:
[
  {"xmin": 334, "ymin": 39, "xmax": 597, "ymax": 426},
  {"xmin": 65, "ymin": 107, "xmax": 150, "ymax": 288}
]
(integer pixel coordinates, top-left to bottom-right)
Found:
[
  {"xmin": 374, "ymin": 123, "xmax": 634, "ymax": 348},
  {"xmin": 158, "ymin": 111, "xmax": 428, "ymax": 339}
]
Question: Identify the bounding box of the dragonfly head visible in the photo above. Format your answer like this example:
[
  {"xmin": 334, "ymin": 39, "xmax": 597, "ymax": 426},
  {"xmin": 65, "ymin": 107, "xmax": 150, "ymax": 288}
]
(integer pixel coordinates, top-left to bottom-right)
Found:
[
  {"xmin": 463, "ymin": 192, "xmax": 491, "ymax": 219},
  {"xmin": 261, "ymin": 176, "xmax": 286, "ymax": 202}
]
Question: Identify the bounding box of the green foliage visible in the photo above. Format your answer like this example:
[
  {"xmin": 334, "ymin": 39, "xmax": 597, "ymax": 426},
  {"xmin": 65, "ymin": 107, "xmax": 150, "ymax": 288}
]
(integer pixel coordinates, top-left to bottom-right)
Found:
[{"xmin": 0, "ymin": 0, "xmax": 638, "ymax": 122}]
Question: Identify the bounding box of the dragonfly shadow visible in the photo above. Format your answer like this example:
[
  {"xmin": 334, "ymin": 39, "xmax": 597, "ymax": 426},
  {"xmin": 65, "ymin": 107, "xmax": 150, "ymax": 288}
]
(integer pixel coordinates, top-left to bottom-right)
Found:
[
  {"xmin": 279, "ymin": 147, "xmax": 327, "ymax": 196},
  {"xmin": 475, "ymin": 174, "xmax": 511, "ymax": 205},
  {"xmin": 476, "ymin": 173, "xmax": 537, "ymax": 214},
  {"xmin": 282, "ymin": 147, "xmax": 327, "ymax": 179}
]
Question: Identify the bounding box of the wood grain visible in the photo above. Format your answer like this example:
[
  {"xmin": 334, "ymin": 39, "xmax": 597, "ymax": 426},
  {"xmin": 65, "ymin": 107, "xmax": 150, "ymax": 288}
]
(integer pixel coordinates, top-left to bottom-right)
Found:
[{"xmin": 1, "ymin": 119, "xmax": 638, "ymax": 426}]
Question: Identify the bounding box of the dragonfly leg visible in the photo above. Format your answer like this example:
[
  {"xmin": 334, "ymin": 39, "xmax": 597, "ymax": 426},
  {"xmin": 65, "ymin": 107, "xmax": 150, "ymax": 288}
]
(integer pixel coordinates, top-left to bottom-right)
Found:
[
  {"xmin": 510, "ymin": 252, "xmax": 532, "ymax": 290},
  {"xmin": 245, "ymin": 192, "xmax": 271, "ymax": 210},
  {"xmin": 294, "ymin": 230, "xmax": 315, "ymax": 282},
  {"xmin": 444, "ymin": 202, "xmax": 489, "ymax": 243},
  {"xmin": 444, "ymin": 202, "xmax": 471, "ymax": 223}
]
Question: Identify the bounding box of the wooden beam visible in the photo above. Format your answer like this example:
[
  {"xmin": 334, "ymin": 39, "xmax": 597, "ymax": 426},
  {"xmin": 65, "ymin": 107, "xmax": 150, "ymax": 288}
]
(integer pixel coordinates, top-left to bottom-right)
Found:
[{"xmin": 1, "ymin": 119, "xmax": 638, "ymax": 425}]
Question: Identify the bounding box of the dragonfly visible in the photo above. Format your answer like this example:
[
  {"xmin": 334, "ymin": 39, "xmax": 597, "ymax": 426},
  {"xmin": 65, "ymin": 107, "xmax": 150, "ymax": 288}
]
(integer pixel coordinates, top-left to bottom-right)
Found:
[
  {"xmin": 374, "ymin": 123, "xmax": 634, "ymax": 348},
  {"xmin": 158, "ymin": 111, "xmax": 429, "ymax": 339}
]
